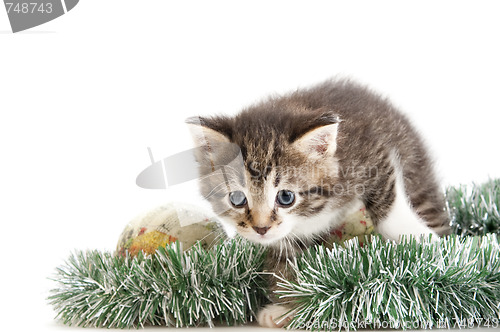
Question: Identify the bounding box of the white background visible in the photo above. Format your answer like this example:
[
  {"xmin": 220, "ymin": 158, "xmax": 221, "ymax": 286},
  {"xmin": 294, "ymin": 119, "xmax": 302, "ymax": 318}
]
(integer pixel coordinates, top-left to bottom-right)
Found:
[{"xmin": 1, "ymin": 1, "xmax": 499, "ymax": 331}]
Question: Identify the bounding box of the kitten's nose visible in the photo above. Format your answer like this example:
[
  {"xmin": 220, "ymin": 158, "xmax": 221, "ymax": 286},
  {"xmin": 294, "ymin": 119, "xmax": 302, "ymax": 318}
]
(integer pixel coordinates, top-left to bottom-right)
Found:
[{"xmin": 252, "ymin": 226, "xmax": 270, "ymax": 235}]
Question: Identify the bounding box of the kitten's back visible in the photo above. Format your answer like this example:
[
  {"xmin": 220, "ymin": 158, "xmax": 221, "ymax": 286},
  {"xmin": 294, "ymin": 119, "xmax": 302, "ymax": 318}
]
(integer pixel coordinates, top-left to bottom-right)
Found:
[{"xmin": 289, "ymin": 80, "xmax": 449, "ymax": 235}]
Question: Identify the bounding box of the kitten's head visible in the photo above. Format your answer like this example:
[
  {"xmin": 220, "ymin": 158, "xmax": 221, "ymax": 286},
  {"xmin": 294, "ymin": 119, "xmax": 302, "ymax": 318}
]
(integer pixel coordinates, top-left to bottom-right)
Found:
[{"xmin": 187, "ymin": 103, "xmax": 341, "ymax": 246}]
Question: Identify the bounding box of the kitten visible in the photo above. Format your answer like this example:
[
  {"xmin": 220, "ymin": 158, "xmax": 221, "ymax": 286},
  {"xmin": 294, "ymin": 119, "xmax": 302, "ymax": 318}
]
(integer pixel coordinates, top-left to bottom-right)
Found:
[{"xmin": 187, "ymin": 79, "xmax": 449, "ymax": 327}]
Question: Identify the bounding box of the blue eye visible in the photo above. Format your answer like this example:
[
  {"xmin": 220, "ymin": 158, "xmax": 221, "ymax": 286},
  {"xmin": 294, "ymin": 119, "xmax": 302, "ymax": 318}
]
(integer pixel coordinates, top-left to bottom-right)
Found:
[
  {"xmin": 229, "ymin": 191, "xmax": 247, "ymax": 207},
  {"xmin": 276, "ymin": 190, "xmax": 295, "ymax": 207}
]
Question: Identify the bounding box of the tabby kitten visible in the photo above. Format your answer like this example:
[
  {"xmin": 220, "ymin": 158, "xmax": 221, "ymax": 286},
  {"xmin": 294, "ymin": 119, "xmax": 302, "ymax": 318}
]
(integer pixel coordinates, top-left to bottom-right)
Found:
[{"xmin": 187, "ymin": 79, "xmax": 449, "ymax": 327}]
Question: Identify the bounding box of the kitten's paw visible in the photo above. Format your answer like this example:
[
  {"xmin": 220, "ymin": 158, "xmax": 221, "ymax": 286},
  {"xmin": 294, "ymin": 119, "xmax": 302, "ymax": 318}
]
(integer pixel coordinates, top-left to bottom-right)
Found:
[{"xmin": 257, "ymin": 304, "xmax": 293, "ymax": 328}]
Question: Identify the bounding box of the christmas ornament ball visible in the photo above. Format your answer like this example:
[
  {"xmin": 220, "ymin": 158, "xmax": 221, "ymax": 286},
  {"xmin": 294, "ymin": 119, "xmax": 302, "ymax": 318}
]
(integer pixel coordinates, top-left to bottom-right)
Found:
[{"xmin": 116, "ymin": 203, "xmax": 224, "ymax": 256}]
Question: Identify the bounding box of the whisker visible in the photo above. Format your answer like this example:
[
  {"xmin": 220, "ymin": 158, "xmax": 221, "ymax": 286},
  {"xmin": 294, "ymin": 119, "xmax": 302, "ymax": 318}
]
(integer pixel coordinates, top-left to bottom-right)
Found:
[
  {"xmin": 289, "ymin": 235, "xmax": 301, "ymax": 252},
  {"xmin": 275, "ymin": 240, "xmax": 284, "ymax": 270},
  {"xmin": 285, "ymin": 237, "xmax": 294, "ymax": 267},
  {"xmin": 203, "ymin": 182, "xmax": 230, "ymax": 199},
  {"xmin": 290, "ymin": 232, "xmax": 308, "ymax": 248},
  {"xmin": 316, "ymin": 233, "xmax": 330, "ymax": 246},
  {"xmin": 197, "ymin": 227, "xmax": 227, "ymax": 247},
  {"xmin": 203, "ymin": 187, "xmax": 228, "ymax": 200},
  {"xmin": 196, "ymin": 171, "xmax": 226, "ymax": 181}
]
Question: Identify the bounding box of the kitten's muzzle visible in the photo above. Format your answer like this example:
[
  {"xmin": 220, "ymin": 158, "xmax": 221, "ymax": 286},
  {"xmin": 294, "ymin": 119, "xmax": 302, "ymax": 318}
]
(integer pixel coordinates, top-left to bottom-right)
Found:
[{"xmin": 252, "ymin": 226, "xmax": 270, "ymax": 235}]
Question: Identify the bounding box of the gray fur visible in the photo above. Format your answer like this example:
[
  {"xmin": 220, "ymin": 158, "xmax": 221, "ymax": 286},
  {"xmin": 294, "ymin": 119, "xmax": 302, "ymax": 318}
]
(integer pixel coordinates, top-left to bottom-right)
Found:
[{"xmin": 187, "ymin": 78, "xmax": 450, "ymax": 305}]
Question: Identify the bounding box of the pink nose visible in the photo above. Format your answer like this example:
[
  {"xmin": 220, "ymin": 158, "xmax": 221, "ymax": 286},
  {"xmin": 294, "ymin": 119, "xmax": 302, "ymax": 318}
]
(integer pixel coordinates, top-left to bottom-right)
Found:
[{"xmin": 252, "ymin": 226, "xmax": 270, "ymax": 235}]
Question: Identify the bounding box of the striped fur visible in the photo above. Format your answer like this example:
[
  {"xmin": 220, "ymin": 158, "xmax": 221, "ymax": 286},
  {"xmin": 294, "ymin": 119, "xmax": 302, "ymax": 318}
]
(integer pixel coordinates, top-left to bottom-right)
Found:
[{"xmin": 188, "ymin": 79, "xmax": 450, "ymax": 326}]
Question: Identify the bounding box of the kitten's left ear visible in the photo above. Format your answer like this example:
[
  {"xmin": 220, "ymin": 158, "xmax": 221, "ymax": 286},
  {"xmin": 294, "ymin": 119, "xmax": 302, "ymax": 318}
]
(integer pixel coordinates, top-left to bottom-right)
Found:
[
  {"xmin": 185, "ymin": 116, "xmax": 234, "ymax": 168},
  {"xmin": 292, "ymin": 123, "xmax": 339, "ymax": 158},
  {"xmin": 186, "ymin": 116, "xmax": 231, "ymax": 150}
]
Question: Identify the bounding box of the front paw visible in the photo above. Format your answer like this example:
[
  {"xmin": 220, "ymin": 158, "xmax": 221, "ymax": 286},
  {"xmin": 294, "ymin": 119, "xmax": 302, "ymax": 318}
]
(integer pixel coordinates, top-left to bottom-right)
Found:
[{"xmin": 257, "ymin": 304, "xmax": 293, "ymax": 328}]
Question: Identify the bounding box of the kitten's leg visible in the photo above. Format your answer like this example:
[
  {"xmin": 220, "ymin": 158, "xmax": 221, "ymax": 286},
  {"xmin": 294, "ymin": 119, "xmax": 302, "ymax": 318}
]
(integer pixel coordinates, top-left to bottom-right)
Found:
[
  {"xmin": 409, "ymin": 183, "xmax": 450, "ymax": 236},
  {"xmin": 257, "ymin": 304, "xmax": 294, "ymax": 328},
  {"xmin": 257, "ymin": 246, "xmax": 298, "ymax": 328},
  {"xmin": 374, "ymin": 173, "xmax": 437, "ymax": 241}
]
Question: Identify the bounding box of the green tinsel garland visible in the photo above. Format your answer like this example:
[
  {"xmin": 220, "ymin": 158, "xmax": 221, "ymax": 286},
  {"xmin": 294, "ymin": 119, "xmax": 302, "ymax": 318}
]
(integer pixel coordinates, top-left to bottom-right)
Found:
[
  {"xmin": 49, "ymin": 238, "xmax": 268, "ymax": 328},
  {"xmin": 49, "ymin": 180, "xmax": 500, "ymax": 329},
  {"xmin": 277, "ymin": 235, "xmax": 500, "ymax": 330},
  {"xmin": 447, "ymin": 179, "xmax": 500, "ymax": 236}
]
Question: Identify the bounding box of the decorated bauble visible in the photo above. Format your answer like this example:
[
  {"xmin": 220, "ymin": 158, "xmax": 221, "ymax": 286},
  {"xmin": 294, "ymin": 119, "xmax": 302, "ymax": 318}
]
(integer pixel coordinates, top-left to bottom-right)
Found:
[
  {"xmin": 327, "ymin": 206, "xmax": 375, "ymax": 245},
  {"xmin": 116, "ymin": 203, "xmax": 224, "ymax": 256}
]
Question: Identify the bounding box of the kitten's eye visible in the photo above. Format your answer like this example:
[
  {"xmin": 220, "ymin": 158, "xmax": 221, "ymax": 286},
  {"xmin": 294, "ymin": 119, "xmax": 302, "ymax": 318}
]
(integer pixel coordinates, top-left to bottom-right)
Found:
[
  {"xmin": 276, "ymin": 190, "xmax": 295, "ymax": 207},
  {"xmin": 229, "ymin": 191, "xmax": 247, "ymax": 208}
]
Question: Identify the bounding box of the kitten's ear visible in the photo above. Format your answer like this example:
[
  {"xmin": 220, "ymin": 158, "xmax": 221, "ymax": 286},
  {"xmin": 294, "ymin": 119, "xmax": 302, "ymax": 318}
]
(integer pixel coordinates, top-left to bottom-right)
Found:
[
  {"xmin": 292, "ymin": 123, "xmax": 339, "ymax": 158},
  {"xmin": 186, "ymin": 117, "xmax": 230, "ymax": 162},
  {"xmin": 186, "ymin": 116, "xmax": 231, "ymax": 149}
]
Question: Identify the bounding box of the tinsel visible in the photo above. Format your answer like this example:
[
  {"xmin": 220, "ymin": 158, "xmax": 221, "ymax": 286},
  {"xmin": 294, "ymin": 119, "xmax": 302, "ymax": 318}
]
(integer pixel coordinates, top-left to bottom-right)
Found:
[
  {"xmin": 48, "ymin": 238, "xmax": 268, "ymax": 328},
  {"xmin": 447, "ymin": 179, "xmax": 500, "ymax": 236},
  {"xmin": 49, "ymin": 180, "xmax": 500, "ymax": 329},
  {"xmin": 277, "ymin": 234, "xmax": 500, "ymax": 331}
]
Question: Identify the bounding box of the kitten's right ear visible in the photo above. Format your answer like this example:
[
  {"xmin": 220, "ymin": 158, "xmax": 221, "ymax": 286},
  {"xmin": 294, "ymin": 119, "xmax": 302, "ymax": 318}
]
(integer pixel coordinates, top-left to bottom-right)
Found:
[
  {"xmin": 292, "ymin": 122, "xmax": 339, "ymax": 159},
  {"xmin": 185, "ymin": 116, "xmax": 231, "ymax": 152}
]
